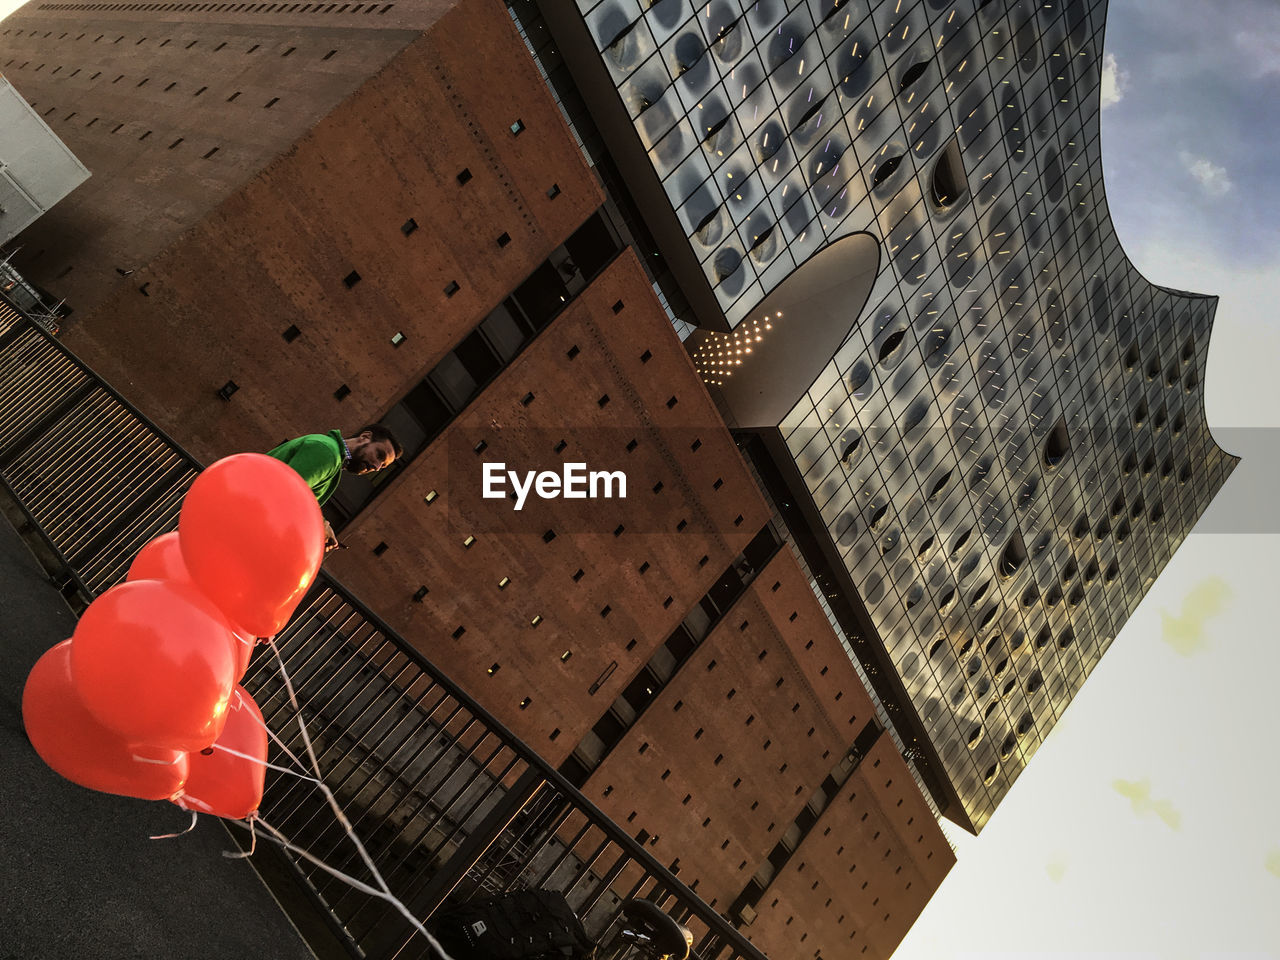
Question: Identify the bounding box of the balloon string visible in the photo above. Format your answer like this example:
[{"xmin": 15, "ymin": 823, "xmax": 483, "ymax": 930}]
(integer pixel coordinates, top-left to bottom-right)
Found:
[
  {"xmin": 212, "ymin": 742, "xmax": 322, "ymax": 783},
  {"xmin": 265, "ymin": 641, "xmax": 458, "ymax": 960},
  {"xmin": 222, "ymin": 813, "xmax": 258, "ymax": 859},
  {"xmin": 149, "ymin": 808, "xmax": 198, "ymax": 840}
]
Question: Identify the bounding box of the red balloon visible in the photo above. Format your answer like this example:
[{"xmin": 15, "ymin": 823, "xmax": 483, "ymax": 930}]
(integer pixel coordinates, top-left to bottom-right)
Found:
[
  {"xmin": 178, "ymin": 453, "xmax": 324, "ymax": 637},
  {"xmin": 175, "ymin": 686, "xmax": 267, "ymax": 820},
  {"xmin": 23, "ymin": 641, "xmax": 189, "ymax": 801},
  {"xmin": 71, "ymin": 579, "xmax": 239, "ymax": 752},
  {"xmin": 128, "ymin": 532, "xmax": 256, "ymax": 682}
]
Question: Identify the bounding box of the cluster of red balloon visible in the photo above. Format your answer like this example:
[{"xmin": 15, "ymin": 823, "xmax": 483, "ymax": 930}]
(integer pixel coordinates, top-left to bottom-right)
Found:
[{"xmin": 22, "ymin": 454, "xmax": 325, "ymax": 821}]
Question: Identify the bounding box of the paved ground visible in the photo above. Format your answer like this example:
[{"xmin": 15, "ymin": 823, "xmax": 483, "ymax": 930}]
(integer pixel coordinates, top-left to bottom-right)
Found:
[{"xmin": 0, "ymin": 515, "xmax": 318, "ymax": 960}]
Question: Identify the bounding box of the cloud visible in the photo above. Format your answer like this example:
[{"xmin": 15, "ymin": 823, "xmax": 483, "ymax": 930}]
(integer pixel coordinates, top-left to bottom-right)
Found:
[
  {"xmin": 1112, "ymin": 778, "xmax": 1181, "ymax": 831},
  {"xmin": 1159, "ymin": 576, "xmax": 1231, "ymax": 656},
  {"xmin": 1234, "ymin": 29, "xmax": 1280, "ymax": 77},
  {"xmin": 1179, "ymin": 151, "xmax": 1234, "ymax": 197},
  {"xmin": 1100, "ymin": 52, "xmax": 1129, "ymax": 108}
]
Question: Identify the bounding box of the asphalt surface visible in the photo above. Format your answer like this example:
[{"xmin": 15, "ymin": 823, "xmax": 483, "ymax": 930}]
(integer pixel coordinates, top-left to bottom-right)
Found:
[{"xmin": 0, "ymin": 515, "xmax": 317, "ymax": 960}]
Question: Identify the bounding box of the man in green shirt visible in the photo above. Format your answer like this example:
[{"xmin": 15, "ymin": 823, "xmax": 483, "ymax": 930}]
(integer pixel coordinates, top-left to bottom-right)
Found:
[{"xmin": 267, "ymin": 424, "xmax": 403, "ymax": 550}]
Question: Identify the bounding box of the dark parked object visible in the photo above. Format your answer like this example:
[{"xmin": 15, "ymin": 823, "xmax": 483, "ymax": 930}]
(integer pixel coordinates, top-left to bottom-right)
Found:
[{"xmin": 430, "ymin": 889, "xmax": 596, "ymax": 960}]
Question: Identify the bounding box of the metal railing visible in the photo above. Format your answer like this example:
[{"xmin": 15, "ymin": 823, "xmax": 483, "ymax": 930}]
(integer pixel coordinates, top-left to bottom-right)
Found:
[{"xmin": 0, "ymin": 297, "xmax": 770, "ymax": 960}]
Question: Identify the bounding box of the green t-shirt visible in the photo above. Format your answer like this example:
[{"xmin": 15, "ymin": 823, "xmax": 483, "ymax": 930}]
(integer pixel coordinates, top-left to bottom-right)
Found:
[{"xmin": 266, "ymin": 430, "xmax": 345, "ymax": 506}]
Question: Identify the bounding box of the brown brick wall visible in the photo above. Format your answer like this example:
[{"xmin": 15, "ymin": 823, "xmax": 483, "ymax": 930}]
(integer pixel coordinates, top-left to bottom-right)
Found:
[
  {"xmin": 328, "ymin": 249, "xmax": 773, "ymax": 758},
  {"xmin": 744, "ymin": 735, "xmax": 954, "ymax": 960},
  {"xmin": 23, "ymin": 0, "xmax": 599, "ymax": 462}
]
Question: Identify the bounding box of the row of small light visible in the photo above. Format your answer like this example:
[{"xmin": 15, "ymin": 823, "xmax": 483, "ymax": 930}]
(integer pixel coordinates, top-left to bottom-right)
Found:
[{"xmin": 692, "ymin": 311, "xmax": 780, "ymax": 385}]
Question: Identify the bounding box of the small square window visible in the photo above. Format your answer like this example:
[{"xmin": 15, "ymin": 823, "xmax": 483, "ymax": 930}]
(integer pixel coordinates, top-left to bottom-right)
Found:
[
  {"xmin": 566, "ymin": 344, "xmax": 580, "ymax": 360},
  {"xmin": 390, "ymin": 331, "xmax": 405, "ymax": 346},
  {"xmin": 401, "ymin": 218, "xmax": 418, "ymax": 236},
  {"xmin": 690, "ymin": 438, "xmax": 702, "ymax": 452},
  {"xmin": 542, "ymin": 529, "xmax": 556, "ymax": 543},
  {"xmin": 554, "ymin": 439, "xmax": 568, "ymax": 454},
  {"xmin": 473, "ymin": 440, "xmax": 487, "ymax": 455},
  {"xmin": 560, "ymin": 650, "xmax": 572, "ymax": 662},
  {"xmin": 600, "ymin": 605, "xmax": 611, "ymax": 618},
  {"xmin": 217, "ymin": 380, "xmax": 239, "ymax": 401},
  {"xmin": 612, "ymin": 300, "xmax": 624, "ymax": 314},
  {"xmin": 571, "ymin": 568, "xmax": 584, "ymax": 582},
  {"xmin": 663, "ymin": 596, "xmax": 673, "ymax": 609},
  {"xmin": 638, "ymin": 561, "xmax": 650, "ymax": 574},
  {"xmin": 546, "ymin": 183, "xmax": 560, "ymax": 199},
  {"xmin": 263, "ymin": 97, "xmax": 278, "ymax": 109},
  {"xmin": 424, "ymin": 490, "xmax": 438, "ymax": 504},
  {"xmin": 625, "ymin": 438, "xmax": 638, "ymax": 452},
  {"xmin": 666, "ymin": 396, "xmax": 678, "ymax": 409},
  {"xmin": 613, "ymin": 524, "xmax": 624, "ymax": 537},
  {"xmin": 509, "ymin": 119, "xmax": 525, "ymax": 135},
  {"xmin": 372, "ymin": 541, "xmax": 389, "ymax": 556},
  {"xmin": 487, "ymin": 662, "xmax": 500, "ymax": 675},
  {"xmin": 333, "ymin": 384, "xmax": 351, "ymax": 401},
  {"xmin": 412, "ymin": 586, "xmax": 428, "ymax": 603},
  {"xmin": 457, "ymin": 167, "xmax": 472, "ymax": 184},
  {"xmin": 498, "ymin": 576, "xmax": 510, "ymax": 589},
  {"xmin": 452, "ymin": 625, "xmax": 467, "ymax": 639},
  {"xmin": 676, "ymin": 519, "xmax": 687, "ymax": 532},
  {"xmin": 519, "ymin": 697, "xmax": 531, "ymax": 709},
  {"xmin": 282, "ymin": 324, "xmax": 301, "ymax": 342},
  {"xmin": 713, "ymin": 478, "xmax": 723, "ymax": 490},
  {"xmin": 463, "ymin": 535, "xmax": 476, "ymax": 548},
  {"xmin": 343, "ymin": 270, "xmax": 361, "ymax": 288},
  {"xmin": 530, "ymin": 615, "xmax": 543, "ymax": 628},
  {"xmin": 444, "ymin": 280, "xmax": 460, "ymax": 297},
  {"xmin": 521, "ymin": 392, "xmax": 535, "ymax": 406},
  {"xmin": 640, "ymin": 350, "xmax": 652, "ymax": 363},
  {"xmin": 598, "ymin": 394, "xmax": 610, "ymax": 407},
  {"xmin": 496, "ymin": 232, "xmax": 511, "ymax": 248},
  {"xmin": 652, "ymin": 481, "xmax": 663, "ymax": 494}
]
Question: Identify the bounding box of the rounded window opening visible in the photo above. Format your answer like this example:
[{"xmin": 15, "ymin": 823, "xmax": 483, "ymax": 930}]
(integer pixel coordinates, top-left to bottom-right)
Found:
[
  {"xmin": 1109, "ymin": 493, "xmax": 1125, "ymax": 519},
  {"xmin": 846, "ymin": 360, "xmax": 873, "ymax": 399},
  {"xmin": 930, "ymin": 138, "xmax": 969, "ymax": 209},
  {"xmin": 1178, "ymin": 463, "xmax": 1192, "ymax": 485},
  {"xmin": 1016, "ymin": 711, "xmax": 1035, "ymax": 738},
  {"xmin": 904, "ymin": 583, "xmax": 924, "ymax": 610},
  {"xmin": 1009, "ymin": 631, "xmax": 1026, "ymax": 653},
  {"xmin": 1104, "ymin": 560, "xmax": 1120, "ymax": 584},
  {"xmin": 868, "ymin": 502, "xmax": 889, "ymax": 530},
  {"xmin": 1057, "ymin": 626, "xmax": 1076, "ymax": 649},
  {"xmin": 1182, "ymin": 337, "xmax": 1196, "ymax": 364},
  {"xmin": 966, "ymin": 725, "xmax": 984, "ymax": 748},
  {"xmin": 1172, "ymin": 411, "xmax": 1186, "ymax": 436},
  {"xmin": 938, "ymin": 587, "xmax": 956, "ymax": 613},
  {"xmin": 1184, "ymin": 368, "xmax": 1200, "ymax": 393},
  {"xmin": 1043, "ymin": 417, "xmax": 1070, "ymax": 467},
  {"xmin": 999, "ymin": 736, "xmax": 1016, "ymax": 761},
  {"xmin": 983, "ymin": 699, "xmax": 1000, "ymax": 719},
  {"xmin": 1072, "ymin": 512, "xmax": 1090, "ymax": 541},
  {"xmin": 1094, "ymin": 517, "xmax": 1111, "ymax": 541},
  {"xmin": 928, "ymin": 468, "xmax": 954, "ymax": 500},
  {"xmin": 1020, "ymin": 583, "xmax": 1039, "ymax": 607},
  {"xmin": 1083, "ymin": 559, "xmax": 1099, "ymax": 583},
  {"xmin": 1121, "ymin": 451, "xmax": 1138, "ymax": 476},
  {"xmin": 1145, "ymin": 355, "xmax": 1160, "ymax": 380},
  {"xmin": 840, "ymin": 433, "xmax": 862, "ymax": 463},
  {"xmin": 1122, "ymin": 342, "xmax": 1139, "ymax": 371},
  {"xmin": 1133, "ymin": 399, "xmax": 1148, "ymax": 427},
  {"xmin": 1034, "ymin": 626, "xmax": 1051, "ymax": 650},
  {"xmin": 897, "ymin": 59, "xmax": 929, "ymax": 93},
  {"xmin": 1153, "ymin": 406, "xmax": 1167, "ymax": 431},
  {"xmin": 877, "ymin": 328, "xmax": 907, "ymax": 363},
  {"xmin": 993, "ymin": 657, "xmax": 1009, "ymax": 679},
  {"xmin": 1061, "ymin": 558, "xmax": 1078, "ymax": 583},
  {"xmin": 929, "ymin": 636, "xmax": 948, "ymax": 660},
  {"xmin": 872, "ymin": 154, "xmax": 904, "ymax": 188},
  {"xmin": 1044, "ymin": 583, "xmax": 1063, "ymax": 607},
  {"xmin": 958, "ymin": 638, "xmax": 974, "ymax": 659},
  {"xmin": 1165, "ymin": 363, "xmax": 1179, "ymax": 387},
  {"xmin": 1067, "ymin": 583, "xmax": 1084, "ymax": 607},
  {"xmin": 970, "ymin": 579, "xmax": 990, "ymax": 605},
  {"xmin": 917, "ymin": 534, "xmax": 936, "ymax": 558},
  {"xmin": 1161, "ymin": 455, "xmax": 1175, "ymax": 479},
  {"xmin": 1150, "ymin": 500, "xmax": 1165, "ymax": 524},
  {"xmin": 1142, "ymin": 451, "xmax": 1156, "ymax": 476},
  {"xmin": 999, "ymin": 532, "xmax": 1027, "ymax": 578},
  {"xmin": 950, "ymin": 527, "xmax": 973, "ymax": 557},
  {"xmin": 966, "ymin": 654, "xmax": 982, "ymax": 678}
]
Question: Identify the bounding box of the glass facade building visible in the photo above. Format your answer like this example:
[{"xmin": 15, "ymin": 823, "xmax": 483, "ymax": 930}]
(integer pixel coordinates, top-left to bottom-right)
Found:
[{"xmin": 538, "ymin": 0, "xmax": 1237, "ymax": 829}]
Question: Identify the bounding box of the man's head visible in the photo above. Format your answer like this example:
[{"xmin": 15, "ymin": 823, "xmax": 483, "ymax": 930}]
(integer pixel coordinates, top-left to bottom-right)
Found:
[{"xmin": 344, "ymin": 423, "xmax": 403, "ymax": 476}]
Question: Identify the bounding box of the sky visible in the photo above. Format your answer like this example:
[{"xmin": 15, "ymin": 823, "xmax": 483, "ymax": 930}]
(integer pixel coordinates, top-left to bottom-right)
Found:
[{"xmin": 0, "ymin": 0, "xmax": 1277, "ymax": 957}]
